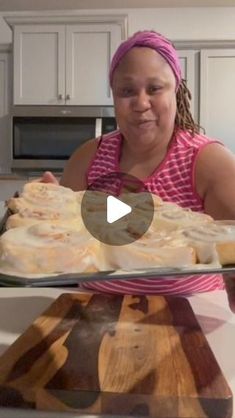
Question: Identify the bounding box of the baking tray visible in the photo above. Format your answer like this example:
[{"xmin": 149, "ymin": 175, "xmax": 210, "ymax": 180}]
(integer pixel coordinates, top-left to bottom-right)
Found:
[
  {"xmin": 1, "ymin": 204, "xmax": 235, "ymax": 287},
  {"xmin": 0, "ymin": 265, "xmax": 235, "ymax": 287},
  {"xmin": 0, "ymin": 191, "xmax": 19, "ymax": 235}
]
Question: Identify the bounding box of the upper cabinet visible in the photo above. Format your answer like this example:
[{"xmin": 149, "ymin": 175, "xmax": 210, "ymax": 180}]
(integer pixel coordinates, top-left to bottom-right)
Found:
[
  {"xmin": 176, "ymin": 43, "xmax": 235, "ymax": 153},
  {"xmin": 0, "ymin": 49, "xmax": 11, "ymax": 173},
  {"xmin": 6, "ymin": 15, "xmax": 127, "ymax": 106},
  {"xmin": 14, "ymin": 24, "xmax": 65, "ymax": 105},
  {"xmin": 200, "ymin": 49, "xmax": 235, "ymax": 152},
  {"xmin": 177, "ymin": 49, "xmax": 198, "ymax": 121}
]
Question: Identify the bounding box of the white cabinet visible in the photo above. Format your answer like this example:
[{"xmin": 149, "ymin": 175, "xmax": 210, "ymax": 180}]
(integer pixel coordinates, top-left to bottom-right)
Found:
[
  {"xmin": 176, "ymin": 44, "xmax": 235, "ymax": 153},
  {"xmin": 0, "ymin": 50, "xmax": 11, "ymax": 173},
  {"xmin": 14, "ymin": 25, "xmax": 65, "ymax": 106},
  {"xmin": 177, "ymin": 50, "xmax": 198, "ymax": 122},
  {"xmin": 65, "ymin": 24, "xmax": 121, "ymax": 106},
  {"xmin": 200, "ymin": 49, "xmax": 235, "ymax": 153},
  {"xmin": 13, "ymin": 21, "xmax": 124, "ymax": 106}
]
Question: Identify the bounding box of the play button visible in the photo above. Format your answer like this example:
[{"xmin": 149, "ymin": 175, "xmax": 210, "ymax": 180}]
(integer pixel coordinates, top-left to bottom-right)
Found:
[
  {"xmin": 107, "ymin": 196, "xmax": 132, "ymax": 223},
  {"xmin": 81, "ymin": 172, "xmax": 154, "ymax": 245}
]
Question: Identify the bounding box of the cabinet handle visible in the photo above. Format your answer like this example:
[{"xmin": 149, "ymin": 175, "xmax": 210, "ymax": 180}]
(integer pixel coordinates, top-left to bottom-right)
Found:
[
  {"xmin": 66, "ymin": 94, "xmax": 70, "ymax": 100},
  {"xmin": 95, "ymin": 118, "xmax": 102, "ymax": 137},
  {"xmin": 58, "ymin": 94, "xmax": 63, "ymax": 100}
]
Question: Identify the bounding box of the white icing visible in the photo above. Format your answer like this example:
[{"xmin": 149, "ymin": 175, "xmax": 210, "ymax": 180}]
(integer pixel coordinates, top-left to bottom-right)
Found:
[
  {"xmin": 2, "ymin": 185, "xmax": 235, "ymax": 276},
  {"xmin": 183, "ymin": 223, "xmax": 235, "ymax": 242}
]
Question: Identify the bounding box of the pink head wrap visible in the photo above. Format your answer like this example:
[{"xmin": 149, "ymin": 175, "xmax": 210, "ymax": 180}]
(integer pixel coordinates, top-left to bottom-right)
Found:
[{"xmin": 109, "ymin": 30, "xmax": 182, "ymax": 90}]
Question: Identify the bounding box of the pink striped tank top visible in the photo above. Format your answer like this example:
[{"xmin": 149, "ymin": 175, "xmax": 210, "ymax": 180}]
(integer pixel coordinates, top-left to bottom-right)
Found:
[{"xmin": 83, "ymin": 129, "xmax": 224, "ymax": 295}]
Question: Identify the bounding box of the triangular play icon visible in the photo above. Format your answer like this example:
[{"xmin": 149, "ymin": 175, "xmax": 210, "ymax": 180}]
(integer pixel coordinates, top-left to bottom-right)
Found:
[{"xmin": 107, "ymin": 196, "xmax": 132, "ymax": 224}]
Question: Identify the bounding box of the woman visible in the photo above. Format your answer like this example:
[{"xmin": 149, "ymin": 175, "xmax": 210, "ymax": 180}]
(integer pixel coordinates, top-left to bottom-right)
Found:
[{"xmin": 43, "ymin": 30, "xmax": 235, "ymax": 295}]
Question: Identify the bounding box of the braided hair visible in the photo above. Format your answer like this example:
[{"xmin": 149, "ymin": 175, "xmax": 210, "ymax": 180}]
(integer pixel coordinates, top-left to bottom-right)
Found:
[{"xmin": 175, "ymin": 79, "xmax": 202, "ymax": 136}]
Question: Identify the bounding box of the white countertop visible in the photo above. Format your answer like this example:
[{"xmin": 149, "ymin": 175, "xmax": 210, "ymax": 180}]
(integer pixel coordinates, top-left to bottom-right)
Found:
[
  {"xmin": 0, "ymin": 204, "xmax": 235, "ymax": 416},
  {"xmin": 0, "ymin": 288, "xmax": 234, "ymax": 417}
]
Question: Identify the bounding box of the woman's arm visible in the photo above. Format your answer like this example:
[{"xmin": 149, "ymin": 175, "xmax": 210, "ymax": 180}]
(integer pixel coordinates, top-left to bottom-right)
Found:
[
  {"xmin": 60, "ymin": 138, "xmax": 99, "ymax": 191},
  {"xmin": 195, "ymin": 143, "xmax": 235, "ymax": 220},
  {"xmin": 37, "ymin": 139, "xmax": 98, "ymax": 191}
]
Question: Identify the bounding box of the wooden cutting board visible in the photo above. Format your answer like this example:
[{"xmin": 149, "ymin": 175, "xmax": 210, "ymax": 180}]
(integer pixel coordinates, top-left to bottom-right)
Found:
[{"xmin": 0, "ymin": 293, "xmax": 232, "ymax": 417}]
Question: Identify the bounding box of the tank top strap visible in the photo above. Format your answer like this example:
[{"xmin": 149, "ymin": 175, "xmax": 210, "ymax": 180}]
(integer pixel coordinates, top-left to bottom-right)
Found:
[{"xmin": 86, "ymin": 130, "xmax": 122, "ymax": 194}]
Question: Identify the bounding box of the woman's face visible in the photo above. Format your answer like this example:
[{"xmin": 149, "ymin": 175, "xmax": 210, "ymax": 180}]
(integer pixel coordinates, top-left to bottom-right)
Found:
[{"xmin": 112, "ymin": 47, "xmax": 177, "ymax": 148}]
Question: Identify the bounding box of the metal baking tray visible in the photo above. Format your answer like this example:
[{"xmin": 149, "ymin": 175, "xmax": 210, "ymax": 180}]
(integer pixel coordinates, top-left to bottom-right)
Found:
[
  {"xmin": 0, "ymin": 206, "xmax": 11, "ymax": 236},
  {"xmin": 1, "ymin": 203, "xmax": 235, "ymax": 287},
  {"xmin": 0, "ymin": 265, "xmax": 235, "ymax": 288}
]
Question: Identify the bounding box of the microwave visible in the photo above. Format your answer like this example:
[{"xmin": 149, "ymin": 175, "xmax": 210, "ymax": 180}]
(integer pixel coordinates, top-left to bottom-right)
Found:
[{"xmin": 11, "ymin": 106, "xmax": 117, "ymax": 172}]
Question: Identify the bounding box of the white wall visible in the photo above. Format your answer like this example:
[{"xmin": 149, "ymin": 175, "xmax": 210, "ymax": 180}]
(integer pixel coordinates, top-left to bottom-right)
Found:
[
  {"xmin": 127, "ymin": 7, "xmax": 235, "ymax": 40},
  {"xmin": 1, "ymin": 7, "xmax": 235, "ymax": 44}
]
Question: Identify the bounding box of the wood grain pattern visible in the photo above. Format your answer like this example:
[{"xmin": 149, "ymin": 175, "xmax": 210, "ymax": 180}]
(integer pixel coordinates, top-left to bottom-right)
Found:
[{"xmin": 0, "ymin": 293, "xmax": 232, "ymax": 417}]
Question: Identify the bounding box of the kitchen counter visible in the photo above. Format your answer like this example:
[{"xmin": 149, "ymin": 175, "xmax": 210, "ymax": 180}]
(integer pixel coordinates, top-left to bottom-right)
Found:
[
  {"xmin": 0, "ymin": 175, "xmax": 62, "ymax": 201},
  {"xmin": 0, "ymin": 206, "xmax": 235, "ymax": 417},
  {"xmin": 0, "ymin": 288, "xmax": 234, "ymax": 417},
  {"xmin": 0, "ymin": 201, "xmax": 6, "ymax": 214}
]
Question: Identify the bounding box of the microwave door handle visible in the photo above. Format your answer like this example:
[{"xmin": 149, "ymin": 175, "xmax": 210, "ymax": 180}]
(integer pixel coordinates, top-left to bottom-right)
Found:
[{"xmin": 95, "ymin": 118, "xmax": 102, "ymax": 138}]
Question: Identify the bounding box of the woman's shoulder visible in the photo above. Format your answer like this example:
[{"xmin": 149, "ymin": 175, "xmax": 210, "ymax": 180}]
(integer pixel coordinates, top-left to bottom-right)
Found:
[
  {"xmin": 60, "ymin": 138, "xmax": 99, "ymax": 190},
  {"xmin": 98, "ymin": 129, "xmax": 122, "ymax": 145},
  {"xmin": 175, "ymin": 129, "xmax": 222, "ymax": 149}
]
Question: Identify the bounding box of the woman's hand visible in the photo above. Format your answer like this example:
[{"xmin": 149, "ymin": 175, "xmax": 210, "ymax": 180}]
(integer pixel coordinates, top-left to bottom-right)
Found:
[
  {"xmin": 223, "ymin": 273, "xmax": 235, "ymax": 313},
  {"xmin": 40, "ymin": 171, "xmax": 59, "ymax": 184},
  {"xmin": 31, "ymin": 171, "xmax": 59, "ymax": 185}
]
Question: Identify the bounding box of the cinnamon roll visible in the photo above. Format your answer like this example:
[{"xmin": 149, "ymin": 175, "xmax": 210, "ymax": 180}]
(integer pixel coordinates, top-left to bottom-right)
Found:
[
  {"xmin": 151, "ymin": 202, "xmax": 213, "ymax": 231},
  {"xmin": 98, "ymin": 229, "xmax": 196, "ymax": 271},
  {"xmin": 0, "ymin": 222, "xmax": 98, "ymax": 275},
  {"xmin": 183, "ymin": 222, "xmax": 235, "ymax": 265},
  {"xmin": 7, "ymin": 182, "xmax": 81, "ymax": 223}
]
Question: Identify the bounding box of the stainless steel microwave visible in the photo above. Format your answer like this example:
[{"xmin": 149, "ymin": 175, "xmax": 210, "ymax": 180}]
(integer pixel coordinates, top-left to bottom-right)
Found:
[{"xmin": 11, "ymin": 106, "xmax": 117, "ymax": 172}]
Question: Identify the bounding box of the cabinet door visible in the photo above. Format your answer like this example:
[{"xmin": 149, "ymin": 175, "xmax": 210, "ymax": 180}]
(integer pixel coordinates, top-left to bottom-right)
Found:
[
  {"xmin": 200, "ymin": 49, "xmax": 235, "ymax": 152},
  {"xmin": 66, "ymin": 24, "xmax": 122, "ymax": 105},
  {"xmin": 0, "ymin": 52, "xmax": 11, "ymax": 173},
  {"xmin": 177, "ymin": 50, "xmax": 198, "ymax": 122},
  {"xmin": 14, "ymin": 25, "xmax": 66, "ymax": 105}
]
